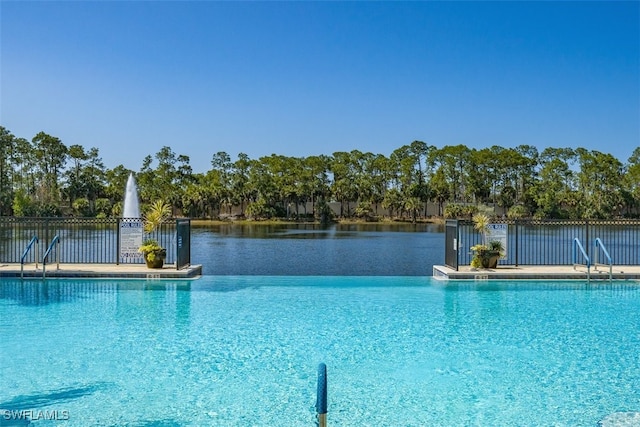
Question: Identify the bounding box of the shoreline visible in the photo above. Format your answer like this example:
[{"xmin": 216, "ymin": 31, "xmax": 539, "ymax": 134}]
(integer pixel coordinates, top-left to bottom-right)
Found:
[{"xmin": 190, "ymin": 218, "xmax": 445, "ymax": 226}]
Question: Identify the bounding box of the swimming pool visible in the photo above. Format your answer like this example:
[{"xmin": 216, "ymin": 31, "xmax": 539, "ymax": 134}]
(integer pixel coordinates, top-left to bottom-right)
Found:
[{"xmin": 1, "ymin": 277, "xmax": 639, "ymax": 426}]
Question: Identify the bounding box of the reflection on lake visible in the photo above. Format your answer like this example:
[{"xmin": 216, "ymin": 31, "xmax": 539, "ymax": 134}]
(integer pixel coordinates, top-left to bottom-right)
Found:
[{"xmin": 191, "ymin": 223, "xmax": 445, "ymax": 276}]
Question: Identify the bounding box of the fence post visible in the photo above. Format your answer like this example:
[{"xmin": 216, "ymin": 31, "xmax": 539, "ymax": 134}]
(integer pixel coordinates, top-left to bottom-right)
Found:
[
  {"xmin": 585, "ymin": 219, "xmax": 590, "ymax": 260},
  {"xmin": 456, "ymin": 220, "xmax": 460, "ymax": 271},
  {"xmin": 116, "ymin": 218, "xmax": 121, "ymax": 265},
  {"xmin": 514, "ymin": 219, "xmax": 519, "ymax": 267}
]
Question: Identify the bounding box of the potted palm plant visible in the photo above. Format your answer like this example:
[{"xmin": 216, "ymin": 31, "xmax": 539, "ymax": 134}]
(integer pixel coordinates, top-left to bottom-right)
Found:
[
  {"xmin": 470, "ymin": 213, "xmax": 503, "ymax": 269},
  {"xmin": 139, "ymin": 200, "xmax": 171, "ymax": 268},
  {"xmin": 471, "ymin": 240, "xmax": 504, "ymax": 268}
]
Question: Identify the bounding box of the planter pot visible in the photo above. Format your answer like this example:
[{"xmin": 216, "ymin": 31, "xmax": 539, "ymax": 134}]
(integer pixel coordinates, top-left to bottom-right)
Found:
[
  {"xmin": 487, "ymin": 254, "xmax": 500, "ymax": 269},
  {"xmin": 144, "ymin": 253, "xmax": 165, "ymax": 269},
  {"xmin": 480, "ymin": 252, "xmax": 501, "ymax": 268}
]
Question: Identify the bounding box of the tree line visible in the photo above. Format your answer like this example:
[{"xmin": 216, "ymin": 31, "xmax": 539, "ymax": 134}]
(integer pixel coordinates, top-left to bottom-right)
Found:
[{"xmin": 1, "ymin": 126, "xmax": 639, "ymax": 220}]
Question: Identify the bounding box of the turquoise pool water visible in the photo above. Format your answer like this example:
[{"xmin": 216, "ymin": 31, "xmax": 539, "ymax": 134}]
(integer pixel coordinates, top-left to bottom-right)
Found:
[{"xmin": 1, "ymin": 277, "xmax": 639, "ymax": 426}]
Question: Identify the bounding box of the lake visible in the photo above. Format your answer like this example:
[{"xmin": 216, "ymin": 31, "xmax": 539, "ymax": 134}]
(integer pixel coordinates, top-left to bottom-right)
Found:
[{"xmin": 191, "ymin": 223, "xmax": 445, "ymax": 276}]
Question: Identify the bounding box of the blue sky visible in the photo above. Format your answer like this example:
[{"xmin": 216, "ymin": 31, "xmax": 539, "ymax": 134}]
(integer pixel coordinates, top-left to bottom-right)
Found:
[{"xmin": 1, "ymin": 1, "xmax": 638, "ymax": 173}]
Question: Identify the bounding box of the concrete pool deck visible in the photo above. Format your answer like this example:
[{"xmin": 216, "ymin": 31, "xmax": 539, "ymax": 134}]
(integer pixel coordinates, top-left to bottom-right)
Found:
[
  {"xmin": 2, "ymin": 262, "xmax": 639, "ymax": 281},
  {"xmin": 0, "ymin": 263, "xmax": 202, "ymax": 279},
  {"xmin": 433, "ymin": 264, "xmax": 640, "ymax": 280}
]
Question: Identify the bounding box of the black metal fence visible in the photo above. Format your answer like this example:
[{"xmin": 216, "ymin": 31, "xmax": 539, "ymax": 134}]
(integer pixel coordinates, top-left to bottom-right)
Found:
[
  {"xmin": 446, "ymin": 219, "xmax": 640, "ymax": 270},
  {"xmin": 0, "ymin": 217, "xmax": 191, "ymax": 269}
]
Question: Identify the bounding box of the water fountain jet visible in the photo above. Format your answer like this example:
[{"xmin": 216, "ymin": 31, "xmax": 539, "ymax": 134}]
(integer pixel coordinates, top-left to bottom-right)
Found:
[{"xmin": 123, "ymin": 173, "xmax": 141, "ymax": 218}]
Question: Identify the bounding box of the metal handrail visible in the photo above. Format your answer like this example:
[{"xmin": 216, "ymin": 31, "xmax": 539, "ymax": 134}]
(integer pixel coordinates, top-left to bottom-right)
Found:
[
  {"xmin": 42, "ymin": 235, "xmax": 60, "ymax": 278},
  {"xmin": 573, "ymin": 238, "xmax": 590, "ymax": 282},
  {"xmin": 594, "ymin": 238, "xmax": 613, "ymax": 282},
  {"xmin": 316, "ymin": 363, "xmax": 327, "ymax": 427},
  {"xmin": 20, "ymin": 236, "xmax": 39, "ymax": 279}
]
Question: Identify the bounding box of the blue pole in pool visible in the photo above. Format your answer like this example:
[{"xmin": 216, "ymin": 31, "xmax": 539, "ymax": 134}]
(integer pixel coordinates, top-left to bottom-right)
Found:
[{"xmin": 316, "ymin": 363, "xmax": 327, "ymax": 427}]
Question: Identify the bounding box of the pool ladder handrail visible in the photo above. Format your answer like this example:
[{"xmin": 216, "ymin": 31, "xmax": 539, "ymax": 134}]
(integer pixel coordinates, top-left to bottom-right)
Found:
[
  {"xmin": 42, "ymin": 235, "xmax": 61, "ymax": 279},
  {"xmin": 316, "ymin": 363, "xmax": 327, "ymax": 427},
  {"xmin": 20, "ymin": 236, "xmax": 39, "ymax": 279},
  {"xmin": 593, "ymin": 238, "xmax": 613, "ymax": 283},
  {"xmin": 572, "ymin": 238, "xmax": 590, "ymax": 283}
]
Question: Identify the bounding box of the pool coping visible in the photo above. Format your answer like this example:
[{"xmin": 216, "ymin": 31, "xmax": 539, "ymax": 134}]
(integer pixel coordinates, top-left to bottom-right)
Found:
[
  {"xmin": 3, "ymin": 263, "xmax": 639, "ymax": 280},
  {"xmin": 433, "ymin": 264, "xmax": 640, "ymax": 280},
  {"xmin": 0, "ymin": 263, "xmax": 202, "ymax": 279}
]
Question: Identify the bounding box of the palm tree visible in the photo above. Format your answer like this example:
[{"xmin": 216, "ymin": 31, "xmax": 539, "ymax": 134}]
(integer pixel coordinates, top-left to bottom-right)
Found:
[{"xmin": 404, "ymin": 197, "xmax": 421, "ymax": 223}]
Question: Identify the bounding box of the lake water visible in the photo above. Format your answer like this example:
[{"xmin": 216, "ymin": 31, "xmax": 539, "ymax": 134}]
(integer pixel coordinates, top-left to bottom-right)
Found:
[{"xmin": 190, "ymin": 223, "xmax": 445, "ymax": 276}]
